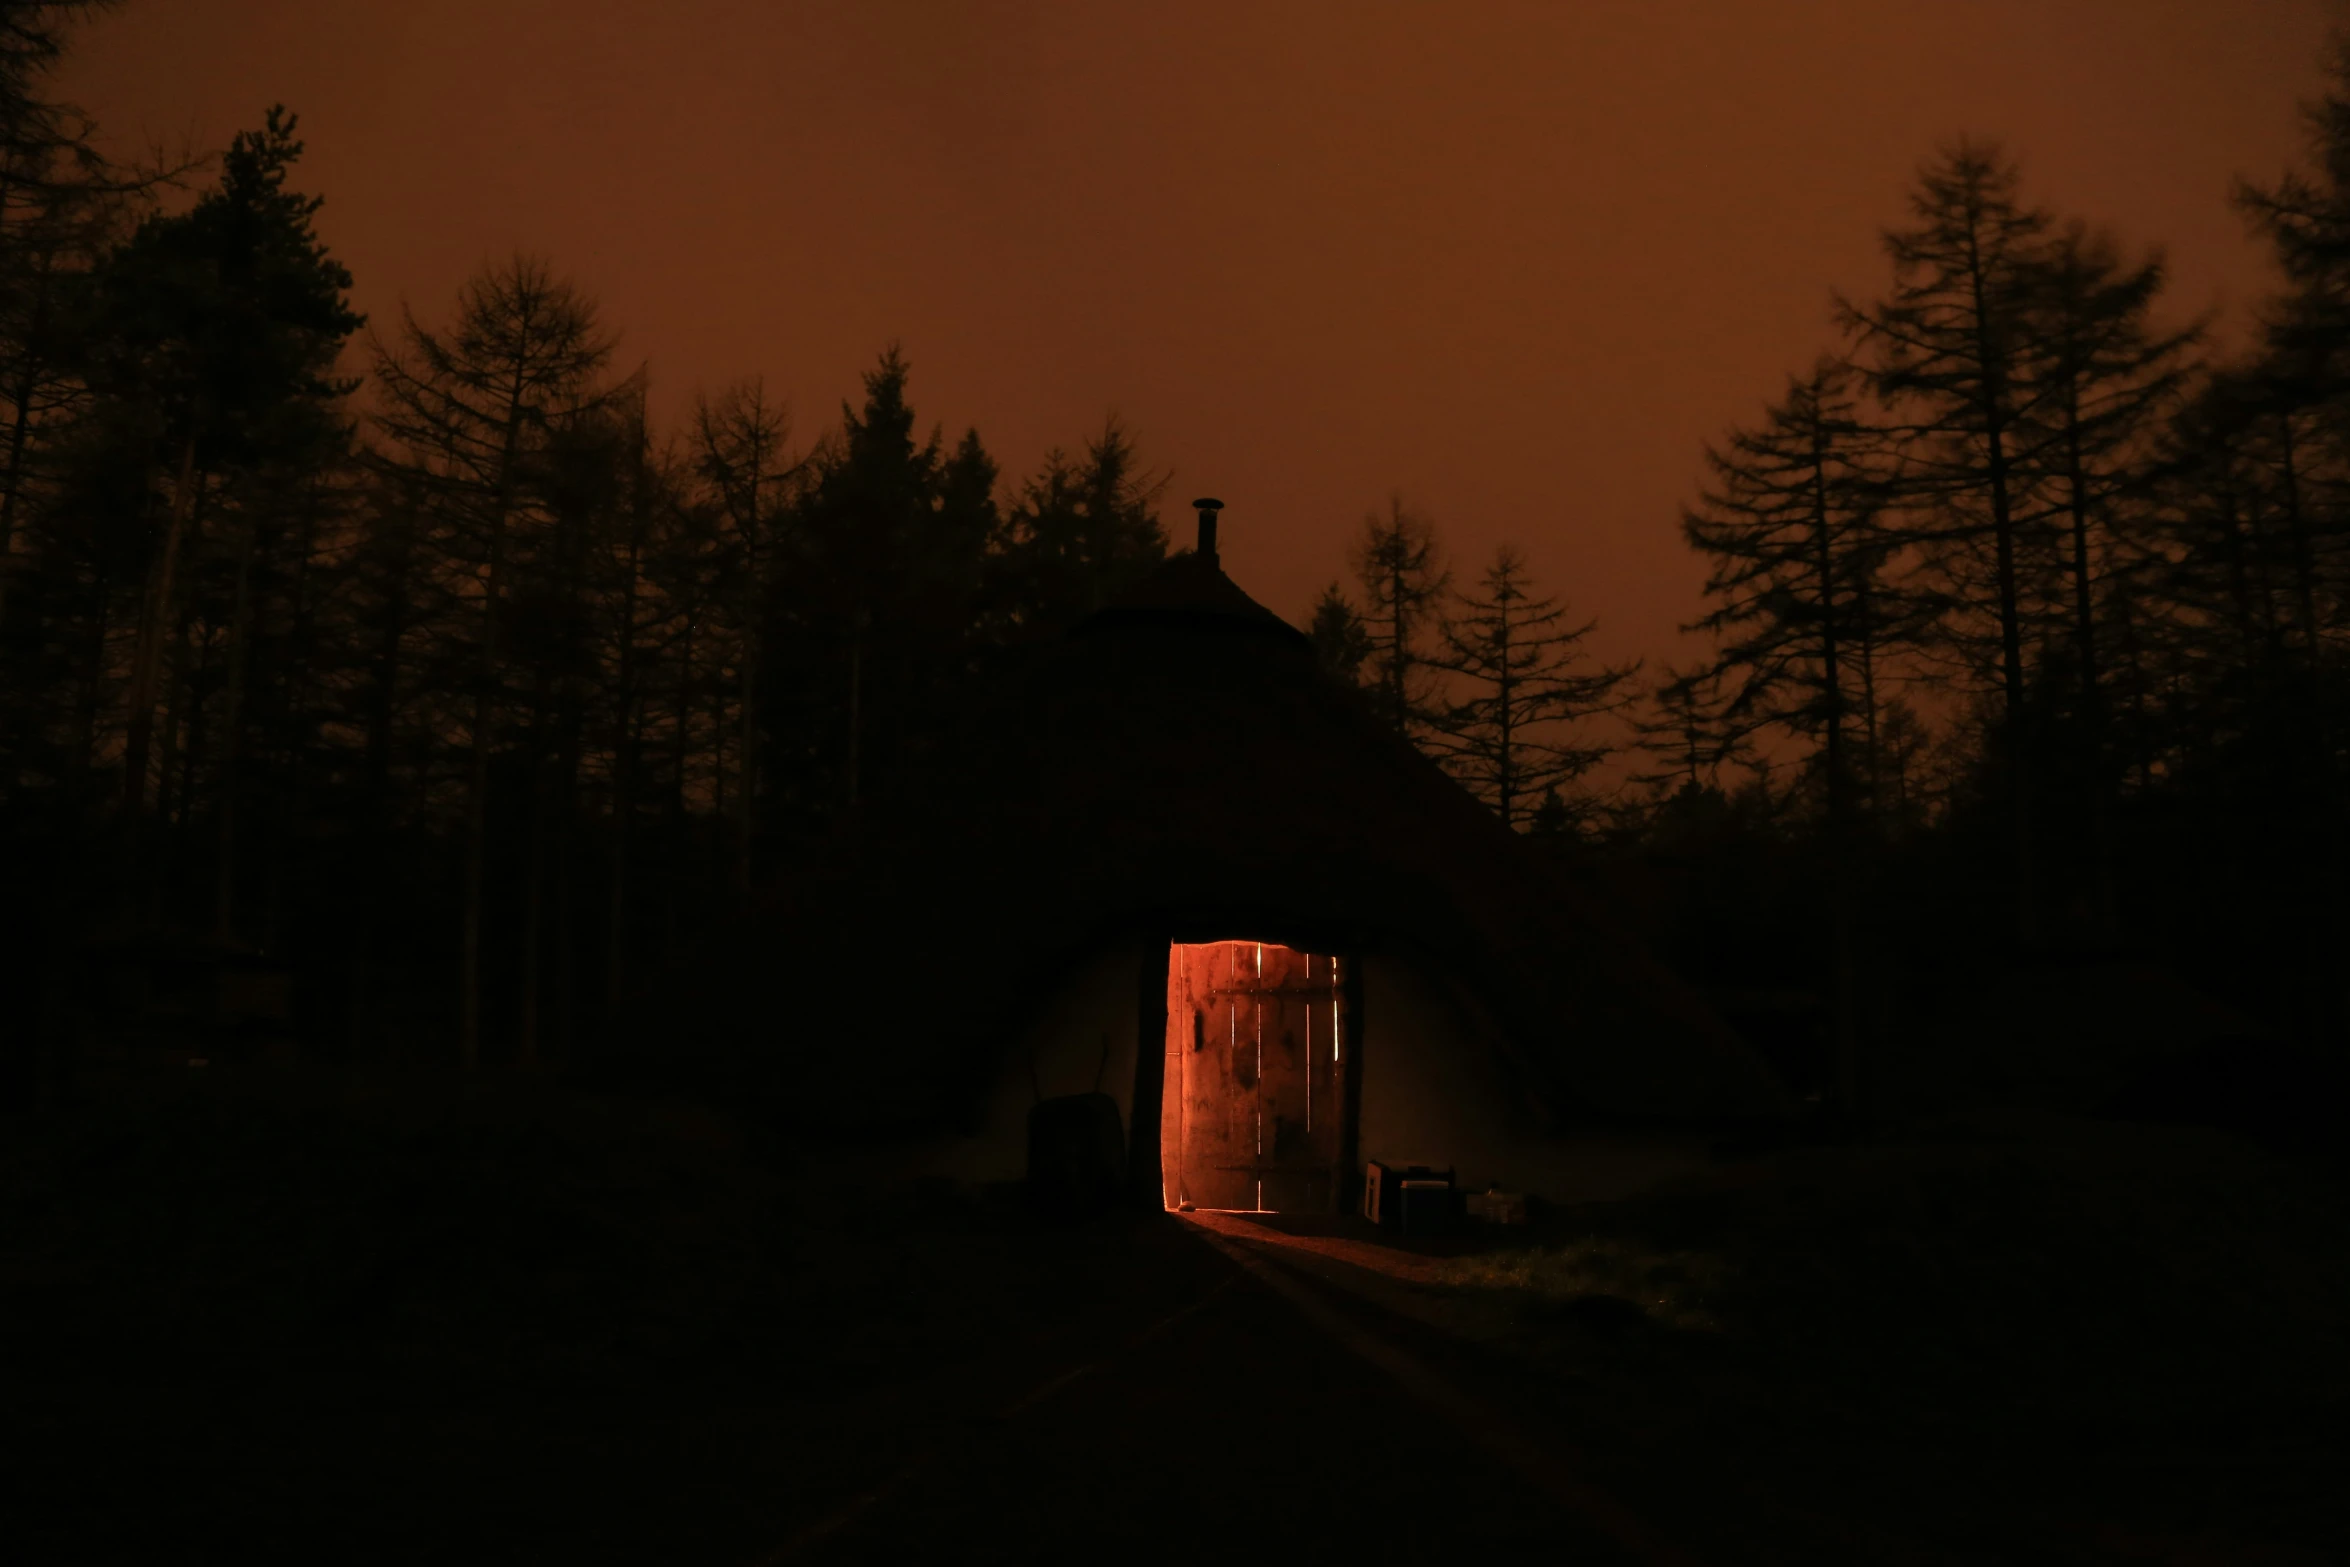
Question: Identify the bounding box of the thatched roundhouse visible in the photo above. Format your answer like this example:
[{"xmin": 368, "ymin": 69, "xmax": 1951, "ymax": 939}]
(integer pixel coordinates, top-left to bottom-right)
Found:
[{"xmin": 688, "ymin": 508, "xmax": 1786, "ymax": 1211}]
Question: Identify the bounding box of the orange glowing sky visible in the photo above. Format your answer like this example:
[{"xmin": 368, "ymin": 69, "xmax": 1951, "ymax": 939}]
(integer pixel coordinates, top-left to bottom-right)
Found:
[{"xmin": 58, "ymin": 0, "xmax": 2338, "ymax": 667}]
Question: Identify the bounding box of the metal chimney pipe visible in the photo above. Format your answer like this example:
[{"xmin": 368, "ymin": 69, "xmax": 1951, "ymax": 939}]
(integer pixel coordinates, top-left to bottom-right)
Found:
[{"xmin": 1192, "ymin": 497, "xmax": 1224, "ymax": 561}]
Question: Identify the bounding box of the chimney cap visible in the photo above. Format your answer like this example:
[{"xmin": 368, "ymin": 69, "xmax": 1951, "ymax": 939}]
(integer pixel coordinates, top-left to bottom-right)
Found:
[{"xmin": 1191, "ymin": 496, "xmax": 1224, "ymax": 513}]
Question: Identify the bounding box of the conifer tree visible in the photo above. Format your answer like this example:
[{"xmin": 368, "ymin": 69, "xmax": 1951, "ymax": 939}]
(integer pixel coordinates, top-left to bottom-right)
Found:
[
  {"xmin": 0, "ymin": 0, "xmax": 123, "ymax": 646},
  {"xmin": 1426, "ymin": 544, "xmax": 1635, "ymax": 830},
  {"xmin": 691, "ymin": 377, "xmax": 796, "ymax": 903},
  {"xmin": 992, "ymin": 415, "xmax": 1165, "ymax": 633},
  {"xmin": 1682, "ymin": 360, "xmax": 1914, "ymax": 1109},
  {"xmin": 2237, "ymin": 34, "xmax": 2350, "ymax": 380},
  {"xmin": 2021, "ymin": 222, "xmax": 2201, "ymax": 736},
  {"xmin": 80, "ymin": 106, "xmax": 361, "ymax": 831},
  {"xmin": 370, "ymin": 254, "xmax": 612, "ymax": 1068},
  {"xmin": 1628, "ymin": 665, "xmax": 1744, "ymax": 797},
  {"xmin": 1307, "ymin": 581, "xmax": 1371, "ymax": 687},
  {"xmin": 785, "ymin": 348, "xmax": 993, "ymax": 813},
  {"xmin": 1682, "ymin": 359, "xmax": 1905, "ymax": 829},
  {"xmin": 1349, "ymin": 493, "xmax": 1447, "ymax": 737},
  {"xmin": 2012, "ymin": 222, "xmax": 2201, "ymax": 937},
  {"xmin": 1840, "ymin": 139, "xmax": 2055, "ymax": 938}
]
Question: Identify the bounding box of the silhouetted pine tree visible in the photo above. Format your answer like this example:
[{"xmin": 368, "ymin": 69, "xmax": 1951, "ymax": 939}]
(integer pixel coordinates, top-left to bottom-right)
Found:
[
  {"xmin": 1350, "ymin": 493, "xmax": 1448, "ymax": 738},
  {"xmin": 1840, "ymin": 139, "xmax": 2056, "ymax": 942},
  {"xmin": 1307, "ymin": 581, "xmax": 1371, "ymax": 687},
  {"xmin": 1627, "ymin": 665, "xmax": 1745, "ymax": 797},
  {"xmin": 370, "ymin": 254, "xmax": 613, "ymax": 1068},
  {"xmin": 780, "ymin": 348, "xmax": 993, "ymax": 816},
  {"xmin": 1426, "ymin": 544, "xmax": 1635, "ymax": 831},
  {"xmin": 1681, "ymin": 361, "xmax": 1911, "ymax": 1108},
  {"xmin": 690, "ymin": 377, "xmax": 798, "ymax": 904},
  {"xmin": 1683, "ymin": 359, "xmax": 1910, "ymax": 830},
  {"xmin": 0, "ymin": 0, "xmax": 123, "ymax": 655},
  {"xmin": 2012, "ymin": 220, "xmax": 2201, "ymax": 938},
  {"xmin": 990, "ymin": 416, "xmax": 1165, "ymax": 637}
]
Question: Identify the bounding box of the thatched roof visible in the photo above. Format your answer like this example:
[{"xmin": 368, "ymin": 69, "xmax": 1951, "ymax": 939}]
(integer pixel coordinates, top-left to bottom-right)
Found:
[{"xmin": 678, "ymin": 548, "xmax": 1787, "ymax": 1132}]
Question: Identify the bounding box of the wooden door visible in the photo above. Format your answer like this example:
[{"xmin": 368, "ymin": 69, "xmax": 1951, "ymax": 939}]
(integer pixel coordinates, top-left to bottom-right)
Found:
[{"xmin": 1165, "ymin": 941, "xmax": 1345, "ymax": 1211}]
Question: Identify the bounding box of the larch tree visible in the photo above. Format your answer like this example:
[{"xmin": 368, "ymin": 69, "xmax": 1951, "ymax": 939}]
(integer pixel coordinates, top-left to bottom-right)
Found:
[
  {"xmin": 1682, "ymin": 359, "xmax": 1904, "ymax": 1110},
  {"xmin": 370, "ymin": 254, "xmax": 612, "ymax": 1069},
  {"xmin": 2023, "ymin": 223, "xmax": 2200, "ymax": 728},
  {"xmin": 1839, "ymin": 139, "xmax": 2055, "ymax": 939},
  {"xmin": 1350, "ymin": 493, "xmax": 1448, "ymax": 738},
  {"xmin": 75, "ymin": 105, "xmax": 361, "ymax": 934},
  {"xmin": 990, "ymin": 415, "xmax": 1167, "ymax": 635},
  {"xmin": 2236, "ymin": 32, "xmax": 2350, "ymax": 378},
  {"xmin": 1426, "ymin": 544, "xmax": 1636, "ymax": 831},
  {"xmin": 691, "ymin": 377, "xmax": 796, "ymax": 906},
  {"xmin": 1628, "ymin": 665, "xmax": 1745, "ymax": 798},
  {"xmin": 2013, "ymin": 221, "xmax": 2201, "ymax": 936},
  {"xmin": 1307, "ymin": 582, "xmax": 1371, "ymax": 687},
  {"xmin": 783, "ymin": 348, "xmax": 994, "ymax": 815},
  {"xmin": 0, "ymin": 0, "xmax": 111, "ymax": 645},
  {"xmin": 1682, "ymin": 359, "xmax": 1905, "ymax": 831}
]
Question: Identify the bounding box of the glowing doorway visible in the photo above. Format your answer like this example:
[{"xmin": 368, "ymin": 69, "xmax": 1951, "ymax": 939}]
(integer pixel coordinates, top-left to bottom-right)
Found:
[{"xmin": 1161, "ymin": 941, "xmax": 1348, "ymax": 1212}]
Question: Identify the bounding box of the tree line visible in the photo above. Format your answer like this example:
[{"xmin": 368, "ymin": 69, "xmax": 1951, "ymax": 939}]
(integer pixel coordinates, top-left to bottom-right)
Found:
[
  {"xmin": 7, "ymin": 0, "xmax": 2343, "ymax": 1107},
  {"xmin": 1301, "ymin": 51, "xmax": 2350, "ymax": 1100},
  {"xmin": 1306, "ymin": 498, "xmax": 1636, "ymax": 835},
  {"xmin": 0, "ymin": 4, "xmax": 1168, "ymax": 1079}
]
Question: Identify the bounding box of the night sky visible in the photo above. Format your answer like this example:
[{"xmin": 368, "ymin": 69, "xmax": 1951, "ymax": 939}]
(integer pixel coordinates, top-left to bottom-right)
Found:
[{"xmin": 58, "ymin": 0, "xmax": 2336, "ymax": 665}]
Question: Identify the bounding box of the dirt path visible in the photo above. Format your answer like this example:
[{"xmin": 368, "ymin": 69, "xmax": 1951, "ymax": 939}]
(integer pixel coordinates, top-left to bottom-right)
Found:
[{"xmin": 769, "ymin": 1213, "xmax": 1649, "ymax": 1566}]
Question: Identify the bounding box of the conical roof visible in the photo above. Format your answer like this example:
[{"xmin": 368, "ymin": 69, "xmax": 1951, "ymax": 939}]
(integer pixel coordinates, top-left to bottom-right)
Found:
[
  {"xmin": 1072, "ymin": 545, "xmax": 1304, "ymax": 639},
  {"xmin": 688, "ymin": 549, "xmax": 1786, "ymax": 1132}
]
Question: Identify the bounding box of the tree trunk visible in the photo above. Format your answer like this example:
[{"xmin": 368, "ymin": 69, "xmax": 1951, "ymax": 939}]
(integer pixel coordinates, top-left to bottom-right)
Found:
[
  {"xmin": 2271, "ymin": 412, "xmax": 2346, "ymax": 1044},
  {"xmin": 458, "ymin": 567, "xmax": 499, "ymax": 1070},
  {"xmin": 459, "ymin": 400, "xmax": 526, "ymax": 1071},
  {"xmin": 1856, "ymin": 595, "xmax": 1884, "ymax": 818},
  {"xmin": 355, "ymin": 517, "xmax": 411, "ymax": 1062},
  {"xmin": 1961, "ymin": 221, "xmax": 2035, "ymax": 949},
  {"xmin": 518, "ymin": 675, "xmax": 551, "ymax": 1068},
  {"xmin": 666, "ymin": 609, "xmax": 694, "ymax": 960},
  {"xmin": 214, "ymin": 509, "xmax": 261, "ymax": 946},
  {"xmin": 845, "ymin": 613, "xmax": 864, "ymax": 812},
  {"xmin": 0, "ymin": 331, "xmax": 41, "ymax": 637},
  {"xmin": 736, "ymin": 595, "xmax": 758, "ymax": 906},
  {"xmin": 2063, "ymin": 402, "xmax": 2102, "ymax": 708},
  {"xmin": 0, "ymin": 240, "xmax": 58, "ymax": 638},
  {"xmin": 263, "ymin": 487, "xmax": 323, "ymax": 958},
  {"xmin": 75, "ymin": 568, "xmax": 109, "ymax": 783},
  {"xmin": 152, "ymin": 606, "xmax": 190, "ymax": 832},
  {"xmin": 608, "ymin": 519, "xmax": 643, "ymax": 1012},
  {"xmin": 710, "ymin": 661, "xmax": 727, "ymax": 828},
  {"xmin": 2062, "ymin": 387, "xmax": 2118, "ymax": 947},
  {"xmin": 1810, "ymin": 417, "xmax": 1859, "ymax": 1115},
  {"xmin": 735, "ymin": 479, "xmax": 760, "ymax": 908},
  {"xmin": 553, "ymin": 728, "xmax": 577, "ymax": 1066},
  {"xmin": 122, "ymin": 439, "xmax": 201, "ymax": 817},
  {"xmin": 2276, "ymin": 414, "xmax": 2323, "ymax": 658},
  {"xmin": 609, "ymin": 688, "xmax": 639, "ymax": 1013},
  {"xmin": 1494, "ymin": 606, "xmax": 1515, "ymax": 828}
]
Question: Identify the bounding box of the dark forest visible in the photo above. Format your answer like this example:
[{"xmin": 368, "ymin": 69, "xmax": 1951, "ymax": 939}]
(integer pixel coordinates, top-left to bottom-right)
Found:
[
  {"xmin": 4, "ymin": 22, "xmax": 2344, "ymax": 1117},
  {"xmin": 5, "ymin": 4, "xmax": 2349, "ymax": 1562}
]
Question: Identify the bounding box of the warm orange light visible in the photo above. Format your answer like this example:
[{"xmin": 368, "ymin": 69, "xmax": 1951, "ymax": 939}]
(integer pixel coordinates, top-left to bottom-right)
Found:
[{"xmin": 1163, "ymin": 939, "xmax": 1348, "ymax": 1215}]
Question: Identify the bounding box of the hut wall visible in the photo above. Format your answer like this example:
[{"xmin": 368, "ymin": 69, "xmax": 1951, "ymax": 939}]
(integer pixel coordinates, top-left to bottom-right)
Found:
[
  {"xmin": 928, "ymin": 942, "xmax": 1145, "ymax": 1184},
  {"xmin": 1355, "ymin": 953, "xmax": 1711, "ymax": 1205},
  {"xmin": 908, "ymin": 940, "xmax": 1711, "ymax": 1204},
  {"xmin": 1355, "ymin": 953, "xmax": 1534, "ymax": 1193}
]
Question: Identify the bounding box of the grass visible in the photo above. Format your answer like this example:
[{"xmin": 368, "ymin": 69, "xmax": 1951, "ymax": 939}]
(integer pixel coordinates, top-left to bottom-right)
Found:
[
  {"xmin": 0, "ymin": 1067, "xmax": 1202, "ymax": 1564},
  {"xmin": 8, "ymin": 1067, "xmax": 2346, "ymax": 1563},
  {"xmin": 1395, "ymin": 1111, "xmax": 2350, "ymax": 1561}
]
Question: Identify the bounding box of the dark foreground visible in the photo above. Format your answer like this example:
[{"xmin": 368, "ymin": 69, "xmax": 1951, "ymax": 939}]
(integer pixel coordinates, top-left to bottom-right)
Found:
[{"xmin": 5, "ymin": 1068, "xmax": 2347, "ymax": 1564}]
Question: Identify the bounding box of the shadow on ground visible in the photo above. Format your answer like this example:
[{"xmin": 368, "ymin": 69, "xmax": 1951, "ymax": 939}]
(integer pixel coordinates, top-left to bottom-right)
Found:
[{"xmin": 5, "ymin": 1071, "xmax": 2346, "ymax": 1564}]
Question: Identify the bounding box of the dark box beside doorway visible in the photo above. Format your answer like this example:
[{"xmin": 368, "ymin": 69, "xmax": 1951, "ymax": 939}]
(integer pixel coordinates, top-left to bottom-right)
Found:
[{"xmin": 1364, "ymin": 1161, "xmax": 1457, "ymax": 1231}]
